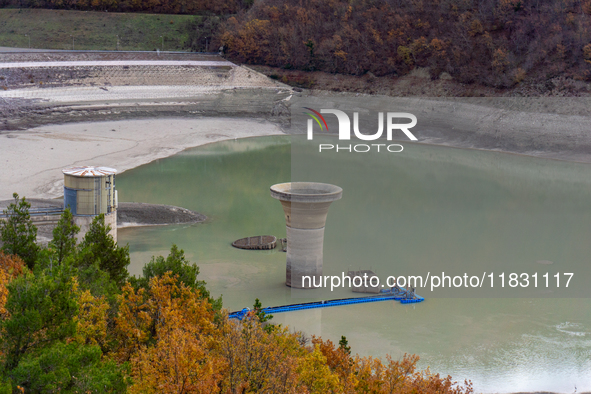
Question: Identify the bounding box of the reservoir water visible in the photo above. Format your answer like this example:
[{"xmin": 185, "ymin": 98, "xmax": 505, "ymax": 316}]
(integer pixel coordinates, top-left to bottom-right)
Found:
[{"xmin": 118, "ymin": 135, "xmax": 591, "ymax": 392}]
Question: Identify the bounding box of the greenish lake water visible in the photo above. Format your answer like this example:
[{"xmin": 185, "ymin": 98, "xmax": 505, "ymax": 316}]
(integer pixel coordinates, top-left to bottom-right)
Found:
[{"xmin": 118, "ymin": 135, "xmax": 591, "ymax": 392}]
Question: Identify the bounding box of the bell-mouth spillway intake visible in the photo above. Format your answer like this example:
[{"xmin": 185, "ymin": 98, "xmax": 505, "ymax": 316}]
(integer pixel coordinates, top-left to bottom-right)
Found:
[
  {"xmin": 271, "ymin": 182, "xmax": 343, "ymax": 288},
  {"xmin": 270, "ymin": 182, "xmax": 343, "ymax": 203}
]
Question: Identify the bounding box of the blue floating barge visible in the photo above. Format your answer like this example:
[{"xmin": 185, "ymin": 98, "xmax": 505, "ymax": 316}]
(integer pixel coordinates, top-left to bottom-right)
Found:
[{"xmin": 229, "ymin": 287, "xmax": 424, "ymax": 320}]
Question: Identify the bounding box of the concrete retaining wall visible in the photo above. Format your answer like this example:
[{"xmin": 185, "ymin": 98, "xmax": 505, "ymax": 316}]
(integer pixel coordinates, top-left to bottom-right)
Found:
[{"xmin": 73, "ymin": 211, "xmax": 117, "ymax": 243}]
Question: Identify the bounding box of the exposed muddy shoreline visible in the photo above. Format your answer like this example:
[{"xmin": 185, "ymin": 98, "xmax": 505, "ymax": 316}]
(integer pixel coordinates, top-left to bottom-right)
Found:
[
  {"xmin": 3, "ymin": 56, "xmax": 591, "ymax": 203},
  {"xmin": 2, "ymin": 53, "xmax": 590, "ymax": 165},
  {"xmin": 0, "ymin": 199, "xmax": 206, "ymax": 245},
  {"xmin": 3, "ymin": 89, "xmax": 591, "ymax": 164},
  {"xmin": 117, "ymin": 202, "xmax": 206, "ymax": 227}
]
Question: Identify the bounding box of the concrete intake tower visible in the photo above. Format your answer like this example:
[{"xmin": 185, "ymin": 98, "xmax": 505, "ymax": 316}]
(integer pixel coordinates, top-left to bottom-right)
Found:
[
  {"xmin": 63, "ymin": 166, "xmax": 118, "ymax": 242},
  {"xmin": 270, "ymin": 182, "xmax": 342, "ymax": 289}
]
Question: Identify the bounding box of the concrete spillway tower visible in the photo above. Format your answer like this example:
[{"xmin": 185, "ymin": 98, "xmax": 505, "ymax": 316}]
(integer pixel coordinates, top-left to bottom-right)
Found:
[
  {"xmin": 62, "ymin": 166, "xmax": 118, "ymax": 242},
  {"xmin": 270, "ymin": 182, "xmax": 342, "ymax": 289}
]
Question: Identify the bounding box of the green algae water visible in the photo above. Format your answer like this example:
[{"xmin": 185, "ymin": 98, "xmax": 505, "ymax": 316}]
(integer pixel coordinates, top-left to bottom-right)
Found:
[
  {"xmin": 118, "ymin": 136, "xmax": 294, "ymax": 306},
  {"xmin": 117, "ymin": 135, "xmax": 591, "ymax": 392}
]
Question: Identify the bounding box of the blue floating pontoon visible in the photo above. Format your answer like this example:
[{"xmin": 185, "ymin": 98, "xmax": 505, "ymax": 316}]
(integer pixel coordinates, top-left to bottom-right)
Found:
[{"xmin": 228, "ymin": 287, "xmax": 424, "ymax": 320}]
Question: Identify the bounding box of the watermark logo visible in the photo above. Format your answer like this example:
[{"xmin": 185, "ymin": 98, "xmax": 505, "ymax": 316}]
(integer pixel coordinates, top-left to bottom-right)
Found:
[
  {"xmin": 303, "ymin": 107, "xmax": 329, "ymax": 133},
  {"xmin": 303, "ymin": 108, "xmax": 417, "ymax": 152}
]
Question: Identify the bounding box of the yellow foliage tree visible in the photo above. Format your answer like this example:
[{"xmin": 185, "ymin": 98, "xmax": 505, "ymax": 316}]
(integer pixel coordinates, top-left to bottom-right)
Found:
[
  {"xmin": 73, "ymin": 289, "xmax": 109, "ymax": 350},
  {"xmin": 109, "ymin": 270, "xmax": 473, "ymax": 394},
  {"xmin": 297, "ymin": 345, "xmax": 342, "ymax": 394},
  {"xmin": 313, "ymin": 336, "xmax": 473, "ymax": 394},
  {"xmin": 130, "ymin": 327, "xmax": 223, "ymax": 394},
  {"xmin": 216, "ymin": 316, "xmax": 304, "ymax": 393},
  {"xmin": 312, "ymin": 337, "xmax": 357, "ymax": 393}
]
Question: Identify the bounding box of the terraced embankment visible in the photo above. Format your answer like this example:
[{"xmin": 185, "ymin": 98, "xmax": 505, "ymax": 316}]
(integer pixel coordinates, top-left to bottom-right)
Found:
[{"xmin": 0, "ymin": 52, "xmax": 293, "ymax": 131}]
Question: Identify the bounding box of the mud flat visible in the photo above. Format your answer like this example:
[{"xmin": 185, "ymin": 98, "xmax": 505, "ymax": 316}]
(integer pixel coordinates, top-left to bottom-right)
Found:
[
  {"xmin": 117, "ymin": 202, "xmax": 206, "ymax": 227},
  {"xmin": 295, "ymin": 92, "xmax": 591, "ymax": 163},
  {"xmin": 4, "ymin": 93, "xmax": 591, "ymax": 204},
  {"xmin": 0, "ymin": 199, "xmax": 206, "ymax": 245},
  {"xmin": 0, "ymin": 117, "xmax": 286, "ymax": 200},
  {"xmin": 2, "ymin": 54, "xmax": 591, "ymax": 205}
]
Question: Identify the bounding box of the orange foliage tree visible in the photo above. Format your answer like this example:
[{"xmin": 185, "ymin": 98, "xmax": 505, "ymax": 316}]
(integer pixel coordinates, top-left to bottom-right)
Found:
[
  {"xmin": 0, "ymin": 252, "xmax": 26, "ymax": 320},
  {"xmin": 114, "ymin": 272, "xmax": 223, "ymax": 393},
  {"xmin": 115, "ymin": 279, "xmax": 474, "ymax": 393},
  {"xmin": 215, "ymin": 315, "xmax": 305, "ymax": 393},
  {"xmin": 312, "ymin": 336, "xmax": 473, "ymax": 394}
]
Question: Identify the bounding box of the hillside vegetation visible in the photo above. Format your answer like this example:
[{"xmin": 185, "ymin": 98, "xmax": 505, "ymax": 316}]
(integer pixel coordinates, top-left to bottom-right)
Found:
[
  {"xmin": 2, "ymin": 0, "xmax": 590, "ymax": 92},
  {"xmin": 218, "ymin": 0, "xmax": 591, "ymax": 88}
]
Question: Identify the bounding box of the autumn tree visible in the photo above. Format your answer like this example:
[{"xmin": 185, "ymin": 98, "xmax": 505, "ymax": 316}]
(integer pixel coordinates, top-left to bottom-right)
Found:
[
  {"xmin": 113, "ymin": 272, "xmax": 217, "ymax": 361},
  {"xmin": 0, "ymin": 251, "xmax": 26, "ymax": 320},
  {"xmin": 297, "ymin": 345, "xmax": 342, "ymax": 393},
  {"xmin": 73, "ymin": 289, "xmax": 110, "ymax": 351},
  {"xmin": 0, "ymin": 251, "xmax": 25, "ymax": 279},
  {"xmin": 218, "ymin": 0, "xmax": 591, "ymax": 88},
  {"xmin": 131, "ymin": 244, "xmax": 222, "ymax": 310},
  {"xmin": 114, "ymin": 272, "xmax": 224, "ymax": 393},
  {"xmin": 216, "ymin": 316, "xmax": 304, "ymax": 393},
  {"xmin": 311, "ymin": 336, "xmax": 474, "ymax": 394},
  {"xmin": 312, "ymin": 336, "xmax": 357, "ymax": 392}
]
